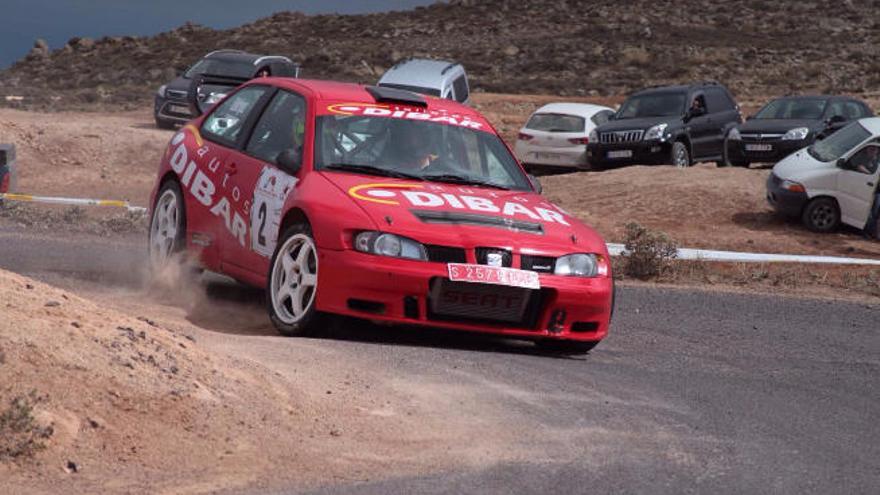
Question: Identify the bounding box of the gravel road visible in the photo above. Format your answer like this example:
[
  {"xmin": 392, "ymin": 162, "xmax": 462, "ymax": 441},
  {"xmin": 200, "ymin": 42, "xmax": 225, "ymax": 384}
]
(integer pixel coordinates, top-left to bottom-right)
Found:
[{"xmin": 1, "ymin": 225, "xmax": 877, "ymax": 494}]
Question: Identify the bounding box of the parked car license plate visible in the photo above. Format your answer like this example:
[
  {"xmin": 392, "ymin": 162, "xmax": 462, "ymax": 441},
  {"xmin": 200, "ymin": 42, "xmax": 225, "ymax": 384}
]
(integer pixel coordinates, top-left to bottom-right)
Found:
[
  {"xmin": 448, "ymin": 263, "xmax": 540, "ymax": 290},
  {"xmin": 745, "ymin": 143, "xmax": 772, "ymax": 152},
  {"xmin": 535, "ymin": 152, "xmax": 563, "ymax": 160},
  {"xmin": 607, "ymin": 150, "xmax": 633, "ymax": 159},
  {"xmin": 168, "ymin": 104, "xmax": 190, "ymax": 114}
]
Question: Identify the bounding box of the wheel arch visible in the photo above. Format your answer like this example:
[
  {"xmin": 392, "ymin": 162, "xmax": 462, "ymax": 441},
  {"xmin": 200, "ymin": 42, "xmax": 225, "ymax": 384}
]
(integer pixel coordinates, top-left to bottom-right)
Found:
[{"xmin": 279, "ymin": 207, "xmax": 312, "ymax": 238}]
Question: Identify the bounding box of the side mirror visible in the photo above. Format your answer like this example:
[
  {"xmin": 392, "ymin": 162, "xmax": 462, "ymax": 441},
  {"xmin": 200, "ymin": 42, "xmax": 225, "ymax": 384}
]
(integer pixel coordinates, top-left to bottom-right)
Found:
[
  {"xmin": 837, "ymin": 157, "xmax": 852, "ymax": 170},
  {"xmin": 276, "ymin": 148, "xmax": 302, "ymax": 175},
  {"xmin": 528, "ymin": 174, "xmax": 543, "ymax": 194}
]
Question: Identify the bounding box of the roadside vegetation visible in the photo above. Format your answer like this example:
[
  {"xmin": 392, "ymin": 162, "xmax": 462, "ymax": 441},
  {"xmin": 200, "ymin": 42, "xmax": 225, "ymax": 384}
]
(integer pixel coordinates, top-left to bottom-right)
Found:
[{"xmin": 0, "ymin": 390, "xmax": 53, "ymax": 461}]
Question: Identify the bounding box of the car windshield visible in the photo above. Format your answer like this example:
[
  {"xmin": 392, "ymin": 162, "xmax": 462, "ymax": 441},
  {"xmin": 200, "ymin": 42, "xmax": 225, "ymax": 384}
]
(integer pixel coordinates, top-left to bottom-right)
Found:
[
  {"xmin": 807, "ymin": 122, "xmax": 871, "ymax": 162},
  {"xmin": 754, "ymin": 98, "xmax": 827, "ymax": 120},
  {"xmin": 315, "ymin": 115, "xmax": 532, "ymax": 191},
  {"xmin": 524, "ymin": 113, "xmax": 585, "ymax": 133},
  {"xmin": 377, "ymin": 83, "xmax": 442, "ymax": 97},
  {"xmin": 185, "ymin": 59, "xmax": 255, "ymax": 79},
  {"xmin": 616, "ymin": 92, "xmax": 686, "ymax": 119}
]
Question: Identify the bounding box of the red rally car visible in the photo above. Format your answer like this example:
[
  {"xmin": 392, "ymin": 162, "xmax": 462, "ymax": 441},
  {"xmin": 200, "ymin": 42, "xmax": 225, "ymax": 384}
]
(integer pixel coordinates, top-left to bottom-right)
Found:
[{"xmin": 148, "ymin": 79, "xmax": 613, "ymax": 353}]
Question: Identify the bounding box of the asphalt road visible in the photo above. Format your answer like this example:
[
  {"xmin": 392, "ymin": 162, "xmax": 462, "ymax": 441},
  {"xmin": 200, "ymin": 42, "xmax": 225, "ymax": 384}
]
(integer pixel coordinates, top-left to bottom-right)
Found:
[{"xmin": 1, "ymin": 224, "xmax": 878, "ymax": 494}]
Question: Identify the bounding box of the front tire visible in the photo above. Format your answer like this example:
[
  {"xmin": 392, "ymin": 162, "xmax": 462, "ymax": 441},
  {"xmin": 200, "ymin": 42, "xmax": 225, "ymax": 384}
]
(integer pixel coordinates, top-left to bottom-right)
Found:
[
  {"xmin": 671, "ymin": 141, "xmax": 691, "ymax": 168},
  {"xmin": 148, "ymin": 180, "xmax": 186, "ymax": 271},
  {"xmin": 801, "ymin": 197, "xmax": 840, "ymax": 233},
  {"xmin": 267, "ymin": 224, "xmax": 324, "ymax": 337}
]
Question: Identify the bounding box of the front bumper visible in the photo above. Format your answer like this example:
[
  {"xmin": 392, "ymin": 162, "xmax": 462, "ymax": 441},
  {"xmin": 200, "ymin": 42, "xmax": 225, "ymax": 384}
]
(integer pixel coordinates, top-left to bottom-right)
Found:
[
  {"xmin": 587, "ymin": 140, "xmax": 671, "ymax": 167},
  {"xmin": 154, "ymin": 95, "xmax": 194, "ymax": 124},
  {"xmin": 315, "ymin": 249, "xmax": 613, "ymax": 342},
  {"xmin": 766, "ymin": 174, "xmax": 808, "ymax": 217},
  {"xmin": 728, "ymin": 138, "xmax": 807, "ymax": 164}
]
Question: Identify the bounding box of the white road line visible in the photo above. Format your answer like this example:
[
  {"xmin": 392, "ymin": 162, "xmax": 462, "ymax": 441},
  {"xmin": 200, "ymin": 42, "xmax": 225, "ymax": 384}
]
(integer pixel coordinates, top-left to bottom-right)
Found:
[{"xmin": 607, "ymin": 243, "xmax": 880, "ymax": 266}]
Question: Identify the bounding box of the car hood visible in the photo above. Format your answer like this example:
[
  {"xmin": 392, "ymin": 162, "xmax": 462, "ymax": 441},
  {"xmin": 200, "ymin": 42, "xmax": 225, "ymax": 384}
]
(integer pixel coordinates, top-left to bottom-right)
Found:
[
  {"xmin": 320, "ymin": 171, "xmax": 607, "ymax": 255},
  {"xmin": 597, "ymin": 116, "xmax": 677, "ymax": 132},
  {"xmin": 772, "ymin": 148, "xmax": 832, "ymax": 179},
  {"xmin": 164, "ymin": 76, "xmax": 190, "ymax": 93},
  {"xmin": 739, "ymin": 119, "xmax": 822, "ymax": 134}
]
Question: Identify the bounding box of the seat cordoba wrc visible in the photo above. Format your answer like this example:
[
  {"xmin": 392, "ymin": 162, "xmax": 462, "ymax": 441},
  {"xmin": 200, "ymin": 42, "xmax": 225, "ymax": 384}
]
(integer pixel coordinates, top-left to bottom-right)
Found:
[{"xmin": 148, "ymin": 79, "xmax": 613, "ymax": 353}]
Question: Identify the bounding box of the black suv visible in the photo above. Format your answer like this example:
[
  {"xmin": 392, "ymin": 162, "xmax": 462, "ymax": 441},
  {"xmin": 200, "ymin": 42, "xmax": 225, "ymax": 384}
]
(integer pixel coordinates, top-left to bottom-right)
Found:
[
  {"xmin": 154, "ymin": 49, "xmax": 299, "ymax": 129},
  {"xmin": 724, "ymin": 95, "xmax": 874, "ymax": 167},
  {"xmin": 587, "ymin": 82, "xmax": 741, "ymax": 168}
]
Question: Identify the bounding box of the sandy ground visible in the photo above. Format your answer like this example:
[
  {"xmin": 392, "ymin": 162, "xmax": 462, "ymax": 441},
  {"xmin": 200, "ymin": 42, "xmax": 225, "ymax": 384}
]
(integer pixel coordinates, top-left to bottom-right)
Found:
[{"xmin": 0, "ymin": 265, "xmax": 533, "ymax": 494}]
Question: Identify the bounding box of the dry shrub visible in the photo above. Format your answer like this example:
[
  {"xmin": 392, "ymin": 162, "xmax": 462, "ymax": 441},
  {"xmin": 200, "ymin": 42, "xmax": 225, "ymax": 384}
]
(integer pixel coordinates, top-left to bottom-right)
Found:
[
  {"xmin": 622, "ymin": 222, "xmax": 678, "ymax": 279},
  {"xmin": 0, "ymin": 391, "xmax": 53, "ymax": 461}
]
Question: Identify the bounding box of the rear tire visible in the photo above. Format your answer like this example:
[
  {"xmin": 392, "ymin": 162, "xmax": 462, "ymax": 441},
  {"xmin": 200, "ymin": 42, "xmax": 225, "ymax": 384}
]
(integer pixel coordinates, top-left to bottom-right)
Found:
[
  {"xmin": 267, "ymin": 224, "xmax": 325, "ymax": 337},
  {"xmin": 801, "ymin": 197, "xmax": 840, "ymax": 233},
  {"xmin": 671, "ymin": 141, "xmax": 691, "ymax": 168},
  {"xmin": 536, "ymin": 339, "xmax": 599, "ymax": 356},
  {"xmin": 148, "ymin": 180, "xmax": 186, "ymax": 271}
]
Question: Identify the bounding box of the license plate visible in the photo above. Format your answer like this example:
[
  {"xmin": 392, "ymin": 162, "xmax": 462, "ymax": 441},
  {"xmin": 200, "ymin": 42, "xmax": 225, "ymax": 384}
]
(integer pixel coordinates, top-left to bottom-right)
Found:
[
  {"xmin": 607, "ymin": 150, "xmax": 633, "ymax": 159},
  {"xmin": 535, "ymin": 152, "xmax": 563, "ymax": 160},
  {"xmin": 745, "ymin": 143, "xmax": 772, "ymax": 152},
  {"xmin": 448, "ymin": 263, "xmax": 540, "ymax": 290},
  {"xmin": 168, "ymin": 104, "xmax": 190, "ymax": 114}
]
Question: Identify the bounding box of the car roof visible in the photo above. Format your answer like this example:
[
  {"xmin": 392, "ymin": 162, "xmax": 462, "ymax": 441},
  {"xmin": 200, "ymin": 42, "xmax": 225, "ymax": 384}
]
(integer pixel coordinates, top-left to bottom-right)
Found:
[
  {"xmin": 378, "ymin": 59, "xmax": 462, "ymax": 89},
  {"xmin": 633, "ymin": 82, "xmax": 729, "ymax": 96},
  {"xmin": 205, "ymin": 49, "xmax": 294, "ymax": 66},
  {"xmin": 532, "ymin": 102, "xmax": 614, "ymax": 117},
  {"xmin": 259, "ymin": 78, "xmax": 485, "ymax": 119}
]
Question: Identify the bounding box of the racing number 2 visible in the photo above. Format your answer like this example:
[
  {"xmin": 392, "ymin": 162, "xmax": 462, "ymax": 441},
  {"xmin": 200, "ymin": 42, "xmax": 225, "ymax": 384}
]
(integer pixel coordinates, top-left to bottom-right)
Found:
[{"xmin": 257, "ymin": 202, "xmax": 268, "ymax": 248}]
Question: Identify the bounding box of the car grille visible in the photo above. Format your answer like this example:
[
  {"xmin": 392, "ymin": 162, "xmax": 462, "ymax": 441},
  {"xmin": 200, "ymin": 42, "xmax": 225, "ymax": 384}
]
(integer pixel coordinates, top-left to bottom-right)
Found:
[
  {"xmin": 741, "ymin": 133, "xmax": 783, "ymax": 141},
  {"xmin": 427, "ymin": 278, "xmax": 545, "ymax": 328},
  {"xmin": 165, "ymin": 89, "xmax": 188, "ymax": 100},
  {"xmin": 425, "ymin": 244, "xmax": 467, "ymax": 263},
  {"xmin": 600, "ymin": 129, "xmax": 644, "ymax": 144},
  {"xmin": 521, "ymin": 254, "xmax": 556, "ymax": 273},
  {"xmin": 475, "ymin": 247, "xmax": 512, "ymax": 267}
]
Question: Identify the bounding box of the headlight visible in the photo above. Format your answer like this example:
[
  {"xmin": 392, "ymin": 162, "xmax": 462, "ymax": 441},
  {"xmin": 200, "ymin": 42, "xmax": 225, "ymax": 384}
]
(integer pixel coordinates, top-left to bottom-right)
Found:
[
  {"xmin": 781, "ymin": 127, "xmax": 809, "ymax": 140},
  {"xmin": 354, "ymin": 231, "xmax": 427, "ymax": 260},
  {"xmin": 779, "ymin": 179, "xmax": 806, "ymax": 193},
  {"xmin": 157, "ymin": 85, "xmax": 167, "ymax": 98},
  {"xmin": 554, "ymin": 253, "xmax": 607, "ymax": 277},
  {"xmin": 728, "ymin": 128, "xmax": 741, "ymax": 140},
  {"xmin": 643, "ymin": 123, "xmax": 668, "ymax": 141},
  {"xmin": 205, "ymin": 92, "xmax": 227, "ymax": 105},
  {"xmin": 589, "ymin": 128, "xmax": 598, "ymax": 143}
]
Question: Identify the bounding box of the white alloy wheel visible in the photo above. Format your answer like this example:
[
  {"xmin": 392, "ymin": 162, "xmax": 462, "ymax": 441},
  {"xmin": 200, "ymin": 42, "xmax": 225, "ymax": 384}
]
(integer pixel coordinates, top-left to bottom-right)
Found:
[
  {"xmin": 270, "ymin": 233, "xmax": 319, "ymax": 325},
  {"xmin": 149, "ymin": 187, "xmax": 182, "ymax": 270}
]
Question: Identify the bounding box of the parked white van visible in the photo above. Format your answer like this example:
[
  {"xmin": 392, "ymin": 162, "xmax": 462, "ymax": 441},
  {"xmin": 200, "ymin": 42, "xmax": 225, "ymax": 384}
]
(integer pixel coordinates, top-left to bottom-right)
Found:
[
  {"xmin": 377, "ymin": 59, "xmax": 470, "ymax": 104},
  {"xmin": 767, "ymin": 117, "xmax": 880, "ymax": 233}
]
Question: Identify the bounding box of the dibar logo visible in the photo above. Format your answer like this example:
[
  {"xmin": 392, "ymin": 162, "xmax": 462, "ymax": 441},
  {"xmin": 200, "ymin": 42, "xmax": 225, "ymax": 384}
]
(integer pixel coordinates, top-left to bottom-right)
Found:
[
  {"xmin": 347, "ymin": 183, "xmax": 423, "ymax": 205},
  {"xmin": 325, "ymin": 103, "xmax": 484, "ymax": 130}
]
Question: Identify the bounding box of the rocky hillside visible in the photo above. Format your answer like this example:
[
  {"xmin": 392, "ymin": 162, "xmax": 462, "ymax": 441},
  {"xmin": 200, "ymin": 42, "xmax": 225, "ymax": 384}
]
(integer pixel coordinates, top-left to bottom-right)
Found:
[{"xmin": 1, "ymin": 0, "xmax": 879, "ymax": 110}]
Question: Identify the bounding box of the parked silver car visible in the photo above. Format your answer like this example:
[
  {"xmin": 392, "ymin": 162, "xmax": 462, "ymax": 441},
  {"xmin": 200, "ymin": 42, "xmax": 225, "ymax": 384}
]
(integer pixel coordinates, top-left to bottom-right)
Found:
[{"xmin": 377, "ymin": 59, "xmax": 470, "ymax": 104}]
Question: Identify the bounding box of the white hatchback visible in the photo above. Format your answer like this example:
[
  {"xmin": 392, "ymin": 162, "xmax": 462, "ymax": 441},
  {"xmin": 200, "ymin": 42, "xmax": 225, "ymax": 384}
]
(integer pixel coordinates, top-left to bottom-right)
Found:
[{"xmin": 514, "ymin": 103, "xmax": 615, "ymax": 171}]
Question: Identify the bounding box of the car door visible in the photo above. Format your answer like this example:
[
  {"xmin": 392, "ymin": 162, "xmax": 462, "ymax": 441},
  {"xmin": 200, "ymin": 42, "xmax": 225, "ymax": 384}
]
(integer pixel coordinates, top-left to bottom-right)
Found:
[
  {"xmin": 194, "ymin": 84, "xmax": 274, "ymax": 267},
  {"xmin": 704, "ymin": 87, "xmax": 740, "ymax": 155},
  {"xmin": 220, "ymin": 89, "xmax": 308, "ymax": 278},
  {"xmin": 837, "ymin": 143, "xmax": 880, "ymax": 228},
  {"xmin": 686, "ymin": 92, "xmax": 714, "ymax": 159}
]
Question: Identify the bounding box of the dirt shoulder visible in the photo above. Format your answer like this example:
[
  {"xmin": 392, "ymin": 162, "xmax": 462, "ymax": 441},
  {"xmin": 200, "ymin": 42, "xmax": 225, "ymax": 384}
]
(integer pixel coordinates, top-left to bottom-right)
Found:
[{"xmin": 0, "ymin": 268, "xmax": 527, "ymax": 494}]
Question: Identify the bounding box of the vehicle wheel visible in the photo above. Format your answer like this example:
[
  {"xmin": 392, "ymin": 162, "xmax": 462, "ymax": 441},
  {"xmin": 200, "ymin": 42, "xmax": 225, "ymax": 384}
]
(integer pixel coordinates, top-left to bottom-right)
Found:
[
  {"xmin": 267, "ymin": 224, "xmax": 324, "ymax": 337},
  {"xmin": 801, "ymin": 197, "xmax": 840, "ymax": 233},
  {"xmin": 155, "ymin": 116, "xmax": 176, "ymax": 130},
  {"xmin": 671, "ymin": 141, "xmax": 691, "ymax": 168},
  {"xmin": 536, "ymin": 339, "xmax": 599, "ymax": 356},
  {"xmin": 721, "ymin": 136, "xmax": 749, "ymax": 168},
  {"xmin": 148, "ymin": 180, "xmax": 186, "ymax": 271}
]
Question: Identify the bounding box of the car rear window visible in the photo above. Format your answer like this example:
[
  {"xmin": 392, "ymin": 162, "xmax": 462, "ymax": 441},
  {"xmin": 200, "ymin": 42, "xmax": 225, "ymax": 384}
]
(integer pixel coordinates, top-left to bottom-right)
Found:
[
  {"xmin": 524, "ymin": 113, "xmax": 585, "ymax": 133},
  {"xmin": 755, "ymin": 98, "xmax": 827, "ymax": 120}
]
